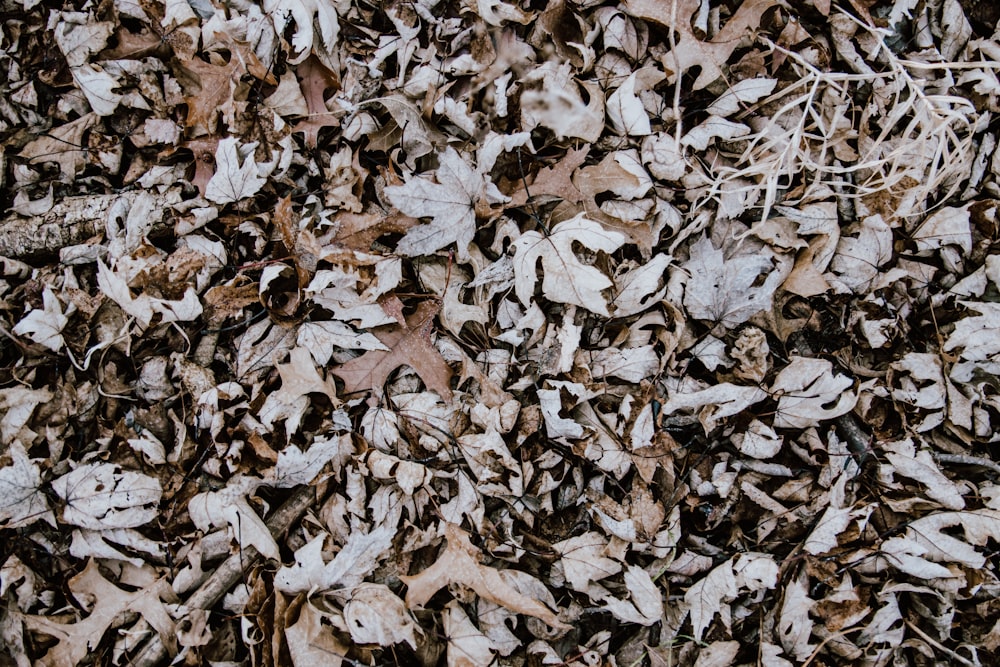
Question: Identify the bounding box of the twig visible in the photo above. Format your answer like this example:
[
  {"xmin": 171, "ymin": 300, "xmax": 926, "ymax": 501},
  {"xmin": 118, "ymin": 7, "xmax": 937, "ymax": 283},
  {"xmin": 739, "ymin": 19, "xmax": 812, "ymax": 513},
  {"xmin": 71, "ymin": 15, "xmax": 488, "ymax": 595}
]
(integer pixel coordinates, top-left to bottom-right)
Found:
[
  {"xmin": 903, "ymin": 619, "xmax": 976, "ymax": 667},
  {"xmin": 932, "ymin": 452, "xmax": 1000, "ymax": 476},
  {"xmin": 129, "ymin": 485, "xmax": 322, "ymax": 667}
]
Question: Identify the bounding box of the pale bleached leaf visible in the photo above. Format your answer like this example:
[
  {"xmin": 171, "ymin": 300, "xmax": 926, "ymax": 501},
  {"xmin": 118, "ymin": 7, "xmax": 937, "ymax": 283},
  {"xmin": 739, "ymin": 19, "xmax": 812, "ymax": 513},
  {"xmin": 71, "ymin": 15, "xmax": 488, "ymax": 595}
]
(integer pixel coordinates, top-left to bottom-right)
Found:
[
  {"xmin": 512, "ymin": 214, "xmax": 625, "ymax": 315},
  {"xmin": 0, "ymin": 442, "xmax": 54, "ymax": 529},
  {"xmin": 205, "ymin": 138, "xmax": 268, "ymax": 204}
]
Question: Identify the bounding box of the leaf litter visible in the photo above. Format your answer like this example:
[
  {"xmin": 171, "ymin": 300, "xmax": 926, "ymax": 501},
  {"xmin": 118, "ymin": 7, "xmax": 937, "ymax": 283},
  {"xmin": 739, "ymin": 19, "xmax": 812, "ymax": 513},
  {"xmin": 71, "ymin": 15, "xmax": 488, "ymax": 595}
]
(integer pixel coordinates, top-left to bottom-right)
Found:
[{"xmin": 2, "ymin": 0, "xmax": 1000, "ymax": 665}]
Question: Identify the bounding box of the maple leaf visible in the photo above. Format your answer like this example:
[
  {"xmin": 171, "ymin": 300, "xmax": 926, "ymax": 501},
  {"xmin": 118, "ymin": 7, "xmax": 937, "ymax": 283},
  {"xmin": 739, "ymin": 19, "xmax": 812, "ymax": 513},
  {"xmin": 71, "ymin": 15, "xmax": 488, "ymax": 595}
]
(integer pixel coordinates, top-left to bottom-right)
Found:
[
  {"xmin": 13, "ymin": 286, "xmax": 68, "ymax": 352},
  {"xmin": 512, "ymin": 214, "xmax": 626, "ymax": 316},
  {"xmin": 205, "ymin": 138, "xmax": 269, "ymax": 204},
  {"xmin": 177, "ymin": 33, "xmax": 274, "ymax": 135},
  {"xmin": 385, "ymin": 147, "xmax": 508, "ymax": 263},
  {"xmin": 0, "ymin": 442, "xmax": 55, "ymax": 529},
  {"xmin": 401, "ymin": 523, "xmax": 569, "ymax": 630},
  {"xmin": 331, "ymin": 298, "xmax": 454, "ymax": 401},
  {"xmin": 681, "ymin": 234, "xmax": 781, "ymax": 332},
  {"xmin": 259, "ymin": 346, "xmax": 339, "ymax": 436}
]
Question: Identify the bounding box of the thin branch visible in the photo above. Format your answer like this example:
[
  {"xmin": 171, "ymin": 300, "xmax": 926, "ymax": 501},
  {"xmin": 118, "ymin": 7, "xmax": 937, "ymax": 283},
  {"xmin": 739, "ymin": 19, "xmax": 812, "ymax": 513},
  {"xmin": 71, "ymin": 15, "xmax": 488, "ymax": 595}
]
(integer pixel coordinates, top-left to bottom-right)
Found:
[{"xmin": 129, "ymin": 485, "xmax": 322, "ymax": 667}]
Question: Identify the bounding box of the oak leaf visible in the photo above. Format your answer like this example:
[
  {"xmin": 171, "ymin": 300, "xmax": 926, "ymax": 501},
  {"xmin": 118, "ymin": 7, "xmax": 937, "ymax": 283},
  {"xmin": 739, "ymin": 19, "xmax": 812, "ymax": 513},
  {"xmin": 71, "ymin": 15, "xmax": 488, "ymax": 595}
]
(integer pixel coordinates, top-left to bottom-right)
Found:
[
  {"xmin": 331, "ymin": 297, "xmax": 453, "ymax": 401},
  {"xmin": 623, "ymin": 0, "xmax": 777, "ymax": 90},
  {"xmin": 401, "ymin": 523, "xmax": 569, "ymax": 629},
  {"xmin": 22, "ymin": 560, "xmax": 176, "ymax": 667}
]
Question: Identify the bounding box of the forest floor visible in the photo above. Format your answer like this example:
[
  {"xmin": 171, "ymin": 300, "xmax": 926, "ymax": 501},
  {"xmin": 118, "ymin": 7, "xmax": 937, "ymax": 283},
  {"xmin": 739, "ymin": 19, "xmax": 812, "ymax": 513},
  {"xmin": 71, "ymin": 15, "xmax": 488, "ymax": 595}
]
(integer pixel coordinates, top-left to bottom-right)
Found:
[{"xmin": 3, "ymin": 0, "xmax": 1000, "ymax": 665}]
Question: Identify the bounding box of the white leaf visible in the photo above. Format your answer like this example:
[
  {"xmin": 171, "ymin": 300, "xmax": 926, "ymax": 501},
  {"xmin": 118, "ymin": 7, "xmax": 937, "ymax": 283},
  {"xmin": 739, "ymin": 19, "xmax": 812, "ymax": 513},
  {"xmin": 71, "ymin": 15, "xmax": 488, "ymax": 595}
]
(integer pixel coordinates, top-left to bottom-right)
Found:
[
  {"xmin": 344, "ymin": 583, "xmax": 419, "ymax": 648},
  {"xmin": 734, "ymin": 420, "xmax": 783, "ymax": 459},
  {"xmin": 879, "ymin": 536, "xmax": 956, "ymax": 579},
  {"xmin": 694, "ymin": 641, "xmax": 741, "ymax": 667},
  {"xmin": 682, "ymin": 235, "xmax": 778, "ymax": 331},
  {"xmin": 206, "ymin": 138, "xmax": 268, "ymax": 204},
  {"xmin": 0, "ymin": 386, "xmax": 52, "ymax": 445},
  {"xmin": 642, "ymin": 133, "xmax": 687, "ymax": 181},
  {"xmin": 53, "ymin": 463, "xmax": 161, "ymax": 530},
  {"xmin": 659, "ymin": 382, "xmax": 768, "ymax": 433},
  {"xmin": 263, "ymin": 0, "xmax": 340, "ymax": 62},
  {"xmin": 778, "ymin": 569, "xmax": 815, "ymax": 660},
  {"xmin": 275, "ymin": 524, "xmax": 396, "ymax": 593},
  {"xmin": 387, "ymin": 147, "xmax": 507, "ymax": 262},
  {"xmin": 13, "ymin": 287, "xmax": 67, "ymax": 352},
  {"xmin": 883, "ymin": 439, "xmax": 965, "ymax": 510},
  {"xmin": 269, "ymin": 435, "xmax": 352, "ymax": 488},
  {"xmin": 0, "ymin": 442, "xmax": 54, "ymax": 528},
  {"xmin": 554, "ymin": 532, "xmax": 622, "ymax": 592},
  {"xmin": 944, "ymin": 301, "xmax": 1000, "ymax": 362},
  {"xmin": 913, "ymin": 205, "xmax": 972, "ymax": 253},
  {"xmin": 586, "ymin": 345, "xmax": 659, "ymax": 382},
  {"xmin": 771, "ymin": 357, "xmax": 857, "ymax": 429},
  {"xmin": 682, "ymin": 116, "xmax": 751, "ymax": 151},
  {"xmin": 612, "ymin": 253, "xmax": 671, "ymax": 317},
  {"xmin": 607, "ymin": 72, "xmax": 651, "ymax": 136},
  {"xmin": 685, "ymin": 558, "xmax": 738, "ymax": 641},
  {"xmin": 623, "ymin": 565, "xmax": 663, "ymax": 624},
  {"xmin": 903, "ymin": 509, "xmax": 1000, "ymax": 568},
  {"xmin": 72, "ymin": 64, "xmax": 122, "ymax": 116},
  {"xmin": 445, "ymin": 601, "xmax": 495, "ymax": 666},
  {"xmin": 189, "ymin": 476, "xmax": 279, "ymax": 560},
  {"xmin": 512, "ymin": 214, "xmax": 625, "ymax": 315},
  {"xmin": 804, "ymin": 474, "xmax": 871, "ymax": 555},
  {"xmin": 706, "ymin": 78, "xmax": 778, "ymax": 117}
]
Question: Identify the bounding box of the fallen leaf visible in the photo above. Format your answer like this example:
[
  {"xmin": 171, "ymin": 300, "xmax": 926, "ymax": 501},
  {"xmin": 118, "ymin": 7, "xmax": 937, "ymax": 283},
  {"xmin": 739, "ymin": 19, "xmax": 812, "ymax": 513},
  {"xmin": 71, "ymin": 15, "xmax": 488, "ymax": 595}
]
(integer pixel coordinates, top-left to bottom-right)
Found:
[
  {"xmin": 402, "ymin": 523, "xmax": 569, "ymax": 630},
  {"xmin": 331, "ymin": 298, "xmax": 454, "ymax": 401}
]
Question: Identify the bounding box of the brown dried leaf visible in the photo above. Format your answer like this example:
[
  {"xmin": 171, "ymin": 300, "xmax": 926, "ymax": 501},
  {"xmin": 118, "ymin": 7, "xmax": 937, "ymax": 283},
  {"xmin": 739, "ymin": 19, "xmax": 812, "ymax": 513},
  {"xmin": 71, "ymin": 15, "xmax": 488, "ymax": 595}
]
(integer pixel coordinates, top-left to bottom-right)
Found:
[
  {"xmin": 401, "ymin": 523, "xmax": 570, "ymax": 630},
  {"xmin": 332, "ymin": 298, "xmax": 453, "ymax": 401}
]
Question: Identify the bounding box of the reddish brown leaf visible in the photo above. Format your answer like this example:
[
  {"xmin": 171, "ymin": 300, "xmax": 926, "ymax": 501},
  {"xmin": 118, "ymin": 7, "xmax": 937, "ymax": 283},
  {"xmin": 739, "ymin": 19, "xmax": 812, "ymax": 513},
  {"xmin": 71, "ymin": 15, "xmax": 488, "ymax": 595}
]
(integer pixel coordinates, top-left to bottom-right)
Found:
[{"xmin": 332, "ymin": 298, "xmax": 453, "ymax": 401}]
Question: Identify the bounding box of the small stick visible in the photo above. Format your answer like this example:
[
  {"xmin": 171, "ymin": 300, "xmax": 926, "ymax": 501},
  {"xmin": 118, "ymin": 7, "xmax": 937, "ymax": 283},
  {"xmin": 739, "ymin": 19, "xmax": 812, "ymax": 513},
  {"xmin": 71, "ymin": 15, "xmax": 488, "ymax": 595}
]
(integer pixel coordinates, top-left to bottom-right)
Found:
[{"xmin": 129, "ymin": 485, "xmax": 321, "ymax": 667}]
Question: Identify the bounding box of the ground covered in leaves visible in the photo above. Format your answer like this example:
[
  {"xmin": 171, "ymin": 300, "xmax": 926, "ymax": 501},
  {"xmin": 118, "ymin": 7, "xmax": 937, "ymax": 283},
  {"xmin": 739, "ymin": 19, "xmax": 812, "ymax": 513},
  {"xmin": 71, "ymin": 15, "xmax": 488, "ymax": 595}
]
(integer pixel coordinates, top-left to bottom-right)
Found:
[{"xmin": 3, "ymin": 0, "xmax": 1000, "ymax": 665}]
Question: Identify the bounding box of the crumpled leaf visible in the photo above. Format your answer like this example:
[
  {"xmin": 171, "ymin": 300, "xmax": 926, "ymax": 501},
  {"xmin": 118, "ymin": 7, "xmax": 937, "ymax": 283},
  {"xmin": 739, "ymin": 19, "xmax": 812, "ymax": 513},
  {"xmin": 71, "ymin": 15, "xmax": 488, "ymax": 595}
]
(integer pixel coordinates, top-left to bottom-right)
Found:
[
  {"xmin": 882, "ymin": 438, "xmax": 966, "ymax": 510},
  {"xmin": 344, "ymin": 583, "xmax": 419, "ymax": 648},
  {"xmin": 268, "ymin": 435, "xmax": 353, "ymax": 488},
  {"xmin": 513, "ymin": 214, "xmax": 625, "ymax": 316},
  {"xmin": 771, "ymin": 357, "xmax": 857, "ymax": 429},
  {"xmin": 685, "ymin": 553, "xmax": 778, "ymax": 641},
  {"xmin": 189, "ymin": 475, "xmax": 279, "ymax": 560}
]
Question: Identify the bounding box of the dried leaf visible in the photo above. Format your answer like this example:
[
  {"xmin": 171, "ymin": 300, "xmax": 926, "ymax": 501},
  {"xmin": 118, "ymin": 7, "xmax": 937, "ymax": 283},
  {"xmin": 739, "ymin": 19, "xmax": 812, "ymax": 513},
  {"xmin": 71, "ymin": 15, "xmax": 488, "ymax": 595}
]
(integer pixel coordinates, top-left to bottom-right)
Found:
[
  {"xmin": 332, "ymin": 298, "xmax": 453, "ymax": 401},
  {"xmin": 402, "ymin": 523, "xmax": 569, "ymax": 629}
]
